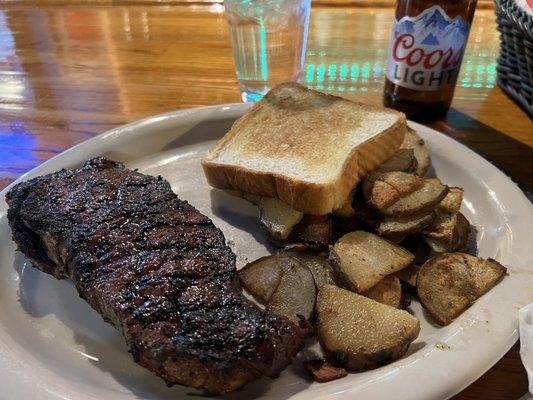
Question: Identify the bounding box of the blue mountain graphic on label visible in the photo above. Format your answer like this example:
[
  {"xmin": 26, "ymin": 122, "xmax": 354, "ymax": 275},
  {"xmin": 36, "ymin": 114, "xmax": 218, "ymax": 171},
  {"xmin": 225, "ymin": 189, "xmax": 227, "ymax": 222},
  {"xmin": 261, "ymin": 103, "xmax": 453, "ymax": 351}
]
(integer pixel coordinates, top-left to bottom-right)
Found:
[
  {"xmin": 395, "ymin": 19, "xmax": 415, "ymax": 36},
  {"xmin": 421, "ymin": 33, "xmax": 440, "ymax": 46},
  {"xmin": 421, "ymin": 7, "xmax": 450, "ymax": 30},
  {"xmin": 442, "ymin": 18, "xmax": 469, "ymax": 42}
]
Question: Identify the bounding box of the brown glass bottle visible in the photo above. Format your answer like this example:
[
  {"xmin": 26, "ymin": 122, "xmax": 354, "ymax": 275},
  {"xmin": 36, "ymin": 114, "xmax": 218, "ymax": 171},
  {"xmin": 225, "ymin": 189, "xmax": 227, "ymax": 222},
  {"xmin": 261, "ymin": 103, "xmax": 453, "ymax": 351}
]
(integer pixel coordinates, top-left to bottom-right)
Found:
[{"xmin": 383, "ymin": 0, "xmax": 477, "ymax": 121}]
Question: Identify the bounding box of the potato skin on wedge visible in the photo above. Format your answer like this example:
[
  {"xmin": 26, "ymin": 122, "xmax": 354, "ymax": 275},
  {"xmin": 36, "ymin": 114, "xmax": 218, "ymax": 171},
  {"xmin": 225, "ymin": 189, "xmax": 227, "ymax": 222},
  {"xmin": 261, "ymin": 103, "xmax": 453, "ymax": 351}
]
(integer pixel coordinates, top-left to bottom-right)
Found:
[
  {"xmin": 290, "ymin": 252, "xmax": 335, "ymax": 289},
  {"xmin": 417, "ymin": 253, "xmax": 506, "ymax": 325},
  {"xmin": 363, "ymin": 171, "xmax": 423, "ymax": 211},
  {"xmin": 267, "ymin": 259, "xmax": 316, "ymax": 327},
  {"xmin": 239, "ymin": 255, "xmax": 286, "ymax": 303},
  {"xmin": 317, "ymin": 285, "xmax": 420, "ymax": 371},
  {"xmin": 380, "ymin": 179, "xmax": 448, "ymax": 217},
  {"xmin": 377, "ymin": 210, "xmax": 435, "ymax": 240},
  {"xmin": 422, "ymin": 211, "xmax": 470, "ymax": 254},
  {"xmin": 239, "ymin": 254, "xmax": 317, "ymax": 328}
]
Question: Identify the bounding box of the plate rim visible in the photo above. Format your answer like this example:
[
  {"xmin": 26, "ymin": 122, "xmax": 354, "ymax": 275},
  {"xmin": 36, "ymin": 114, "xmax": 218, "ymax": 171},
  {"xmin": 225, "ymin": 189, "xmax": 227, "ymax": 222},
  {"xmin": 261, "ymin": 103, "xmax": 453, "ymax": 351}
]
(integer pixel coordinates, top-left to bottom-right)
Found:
[{"xmin": 0, "ymin": 103, "xmax": 531, "ymax": 400}]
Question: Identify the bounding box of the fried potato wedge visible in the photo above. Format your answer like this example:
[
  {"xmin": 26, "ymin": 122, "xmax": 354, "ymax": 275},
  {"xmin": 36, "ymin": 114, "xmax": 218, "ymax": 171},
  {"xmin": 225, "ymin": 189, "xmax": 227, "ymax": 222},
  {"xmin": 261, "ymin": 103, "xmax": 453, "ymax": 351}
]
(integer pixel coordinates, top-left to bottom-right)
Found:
[
  {"xmin": 438, "ymin": 187, "xmax": 464, "ymax": 214},
  {"xmin": 363, "ymin": 171, "xmax": 423, "ymax": 211},
  {"xmin": 401, "ymin": 128, "xmax": 430, "ymax": 177},
  {"xmin": 259, "ymin": 197, "xmax": 304, "ymax": 241},
  {"xmin": 378, "ymin": 148, "xmax": 418, "ymax": 173},
  {"xmin": 239, "ymin": 253, "xmax": 328, "ymax": 321},
  {"xmin": 303, "ymin": 359, "xmax": 348, "ymax": 383},
  {"xmin": 377, "ymin": 210, "xmax": 435, "ymax": 240},
  {"xmin": 239, "ymin": 254, "xmax": 296, "ymax": 303},
  {"xmin": 329, "ymin": 231, "xmax": 414, "ymax": 292},
  {"xmin": 380, "ymin": 179, "xmax": 448, "ymax": 217},
  {"xmin": 317, "ymin": 285, "xmax": 420, "ymax": 370},
  {"xmin": 293, "ymin": 215, "xmax": 332, "ymax": 246},
  {"xmin": 291, "ymin": 252, "xmax": 335, "ymax": 288},
  {"xmin": 267, "ymin": 258, "xmax": 317, "ymax": 325},
  {"xmin": 362, "ymin": 275, "xmax": 403, "ymax": 308},
  {"xmin": 422, "ymin": 211, "xmax": 459, "ymax": 243},
  {"xmin": 417, "ymin": 253, "xmax": 507, "ymax": 325},
  {"xmin": 454, "ymin": 212, "xmax": 471, "ymax": 250},
  {"xmin": 422, "ymin": 211, "xmax": 470, "ymax": 253}
]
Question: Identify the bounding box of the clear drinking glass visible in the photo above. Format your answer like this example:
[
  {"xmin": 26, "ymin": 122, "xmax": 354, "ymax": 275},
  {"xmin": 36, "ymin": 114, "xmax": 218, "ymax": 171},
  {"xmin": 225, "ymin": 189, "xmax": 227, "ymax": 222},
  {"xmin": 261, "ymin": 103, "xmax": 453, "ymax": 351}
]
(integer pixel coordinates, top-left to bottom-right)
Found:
[{"xmin": 224, "ymin": 0, "xmax": 311, "ymax": 102}]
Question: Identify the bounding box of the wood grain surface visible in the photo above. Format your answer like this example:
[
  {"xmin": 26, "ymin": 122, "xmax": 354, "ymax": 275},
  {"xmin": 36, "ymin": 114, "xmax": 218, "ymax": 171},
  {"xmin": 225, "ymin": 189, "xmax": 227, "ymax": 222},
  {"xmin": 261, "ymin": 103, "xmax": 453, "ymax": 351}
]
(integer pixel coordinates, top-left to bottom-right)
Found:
[{"xmin": 0, "ymin": 3, "xmax": 531, "ymax": 399}]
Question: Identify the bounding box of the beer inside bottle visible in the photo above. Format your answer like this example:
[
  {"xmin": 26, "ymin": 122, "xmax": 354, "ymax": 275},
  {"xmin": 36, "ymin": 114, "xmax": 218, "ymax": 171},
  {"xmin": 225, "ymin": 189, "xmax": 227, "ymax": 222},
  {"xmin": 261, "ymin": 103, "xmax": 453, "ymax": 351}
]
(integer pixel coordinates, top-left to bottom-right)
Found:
[{"xmin": 383, "ymin": 0, "xmax": 477, "ymax": 121}]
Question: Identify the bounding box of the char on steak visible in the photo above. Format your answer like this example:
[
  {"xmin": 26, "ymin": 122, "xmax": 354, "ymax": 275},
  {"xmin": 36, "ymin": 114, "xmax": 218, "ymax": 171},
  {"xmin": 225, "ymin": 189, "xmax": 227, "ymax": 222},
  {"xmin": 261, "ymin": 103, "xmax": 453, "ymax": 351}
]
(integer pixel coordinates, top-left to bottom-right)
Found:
[{"xmin": 6, "ymin": 158, "xmax": 303, "ymax": 394}]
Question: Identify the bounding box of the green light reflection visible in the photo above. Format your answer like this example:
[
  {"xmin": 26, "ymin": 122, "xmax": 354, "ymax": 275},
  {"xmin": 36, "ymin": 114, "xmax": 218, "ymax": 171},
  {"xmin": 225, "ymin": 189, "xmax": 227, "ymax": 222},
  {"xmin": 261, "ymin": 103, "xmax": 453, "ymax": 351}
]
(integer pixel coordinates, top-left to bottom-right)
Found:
[
  {"xmin": 328, "ymin": 64, "xmax": 337, "ymax": 81},
  {"xmin": 304, "ymin": 60, "xmax": 497, "ymax": 91},
  {"xmin": 259, "ymin": 18, "xmax": 268, "ymax": 81}
]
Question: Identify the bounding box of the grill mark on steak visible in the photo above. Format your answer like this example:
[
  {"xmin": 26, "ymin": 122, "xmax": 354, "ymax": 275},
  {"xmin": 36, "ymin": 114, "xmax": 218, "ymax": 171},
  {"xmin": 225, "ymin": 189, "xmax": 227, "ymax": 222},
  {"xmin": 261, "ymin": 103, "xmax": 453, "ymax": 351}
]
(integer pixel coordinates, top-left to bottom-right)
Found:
[{"xmin": 6, "ymin": 158, "xmax": 303, "ymax": 394}]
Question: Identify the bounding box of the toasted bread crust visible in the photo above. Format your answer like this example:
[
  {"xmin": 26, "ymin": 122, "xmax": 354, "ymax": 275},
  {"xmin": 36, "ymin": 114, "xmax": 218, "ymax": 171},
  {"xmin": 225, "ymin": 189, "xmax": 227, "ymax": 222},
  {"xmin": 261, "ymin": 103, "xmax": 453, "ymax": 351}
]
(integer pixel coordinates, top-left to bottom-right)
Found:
[{"xmin": 202, "ymin": 83, "xmax": 406, "ymax": 215}]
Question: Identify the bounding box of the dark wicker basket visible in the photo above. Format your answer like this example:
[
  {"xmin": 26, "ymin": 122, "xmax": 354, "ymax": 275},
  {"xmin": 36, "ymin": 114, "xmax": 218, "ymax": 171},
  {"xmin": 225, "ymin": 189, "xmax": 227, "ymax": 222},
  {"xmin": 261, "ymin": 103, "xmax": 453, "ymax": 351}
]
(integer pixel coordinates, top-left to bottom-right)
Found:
[{"xmin": 495, "ymin": 0, "xmax": 533, "ymax": 116}]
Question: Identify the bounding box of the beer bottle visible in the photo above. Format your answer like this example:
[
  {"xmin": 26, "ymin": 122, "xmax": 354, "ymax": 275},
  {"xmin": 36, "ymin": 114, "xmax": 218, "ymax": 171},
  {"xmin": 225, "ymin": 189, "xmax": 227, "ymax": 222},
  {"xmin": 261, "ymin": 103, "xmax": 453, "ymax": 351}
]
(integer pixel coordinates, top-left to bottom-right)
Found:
[{"xmin": 383, "ymin": 0, "xmax": 477, "ymax": 121}]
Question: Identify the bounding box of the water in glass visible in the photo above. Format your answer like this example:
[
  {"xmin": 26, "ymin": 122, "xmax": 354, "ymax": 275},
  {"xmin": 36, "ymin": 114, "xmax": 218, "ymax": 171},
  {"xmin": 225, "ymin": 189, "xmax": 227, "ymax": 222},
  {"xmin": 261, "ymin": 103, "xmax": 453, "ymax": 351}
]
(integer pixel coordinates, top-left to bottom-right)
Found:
[{"xmin": 225, "ymin": 0, "xmax": 311, "ymax": 102}]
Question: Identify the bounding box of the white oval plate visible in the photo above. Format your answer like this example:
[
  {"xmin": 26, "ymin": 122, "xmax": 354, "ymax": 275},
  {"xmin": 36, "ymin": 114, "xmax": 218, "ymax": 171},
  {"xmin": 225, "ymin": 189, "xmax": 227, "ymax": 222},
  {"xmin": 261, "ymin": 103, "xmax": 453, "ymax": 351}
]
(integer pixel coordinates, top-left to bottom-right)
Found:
[{"xmin": 0, "ymin": 104, "xmax": 532, "ymax": 400}]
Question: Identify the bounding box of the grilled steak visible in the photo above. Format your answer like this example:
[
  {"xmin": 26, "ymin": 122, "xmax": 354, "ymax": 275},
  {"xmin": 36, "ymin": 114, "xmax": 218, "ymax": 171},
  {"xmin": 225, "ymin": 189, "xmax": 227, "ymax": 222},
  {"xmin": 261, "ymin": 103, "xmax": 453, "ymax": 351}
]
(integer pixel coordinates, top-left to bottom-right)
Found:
[{"xmin": 6, "ymin": 158, "xmax": 303, "ymax": 394}]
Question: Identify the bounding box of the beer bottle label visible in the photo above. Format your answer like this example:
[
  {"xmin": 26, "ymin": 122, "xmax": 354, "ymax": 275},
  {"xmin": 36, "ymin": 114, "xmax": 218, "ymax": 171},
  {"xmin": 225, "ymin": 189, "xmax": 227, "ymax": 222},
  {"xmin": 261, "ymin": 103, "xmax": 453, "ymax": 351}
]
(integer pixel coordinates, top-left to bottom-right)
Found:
[{"xmin": 386, "ymin": 5, "xmax": 471, "ymax": 91}]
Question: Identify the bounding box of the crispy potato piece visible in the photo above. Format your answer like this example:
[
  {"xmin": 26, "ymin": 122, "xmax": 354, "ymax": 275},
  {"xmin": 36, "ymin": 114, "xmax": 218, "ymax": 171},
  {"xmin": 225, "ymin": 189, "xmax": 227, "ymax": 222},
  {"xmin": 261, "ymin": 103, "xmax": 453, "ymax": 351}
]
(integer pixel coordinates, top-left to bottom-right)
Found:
[
  {"xmin": 380, "ymin": 179, "xmax": 448, "ymax": 217},
  {"xmin": 329, "ymin": 231, "xmax": 414, "ymax": 292},
  {"xmin": 239, "ymin": 256, "xmax": 283, "ymax": 303},
  {"xmin": 363, "ymin": 171, "xmax": 423, "ymax": 211},
  {"xmin": 291, "ymin": 252, "xmax": 335, "ymax": 288},
  {"xmin": 454, "ymin": 212, "xmax": 471, "ymax": 251},
  {"xmin": 317, "ymin": 285, "xmax": 420, "ymax": 370},
  {"xmin": 438, "ymin": 187, "xmax": 464, "ymax": 214},
  {"xmin": 422, "ymin": 212, "xmax": 459, "ymax": 243},
  {"xmin": 362, "ymin": 275, "xmax": 403, "ymax": 308},
  {"xmin": 239, "ymin": 254, "xmax": 298, "ymax": 303},
  {"xmin": 394, "ymin": 264, "xmax": 420, "ymax": 288},
  {"xmin": 417, "ymin": 253, "xmax": 507, "ymax": 325},
  {"xmin": 303, "ymin": 359, "xmax": 348, "ymax": 383},
  {"xmin": 259, "ymin": 197, "xmax": 304, "ymax": 241},
  {"xmin": 422, "ymin": 211, "xmax": 470, "ymax": 253},
  {"xmin": 401, "ymin": 128, "xmax": 430, "ymax": 177},
  {"xmin": 240, "ymin": 253, "xmax": 328, "ymax": 321},
  {"xmin": 378, "ymin": 149, "xmax": 418, "ymax": 173},
  {"xmin": 267, "ymin": 258, "xmax": 316, "ymax": 325},
  {"xmin": 377, "ymin": 211, "xmax": 435, "ymax": 240},
  {"xmin": 293, "ymin": 215, "xmax": 332, "ymax": 246}
]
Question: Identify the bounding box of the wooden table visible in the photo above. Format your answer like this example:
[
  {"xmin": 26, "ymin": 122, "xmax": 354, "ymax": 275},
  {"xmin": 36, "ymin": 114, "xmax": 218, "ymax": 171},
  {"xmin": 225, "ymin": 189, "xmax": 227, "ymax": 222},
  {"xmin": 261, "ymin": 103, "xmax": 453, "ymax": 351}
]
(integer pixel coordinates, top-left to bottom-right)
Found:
[{"xmin": 0, "ymin": 3, "xmax": 531, "ymax": 399}]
